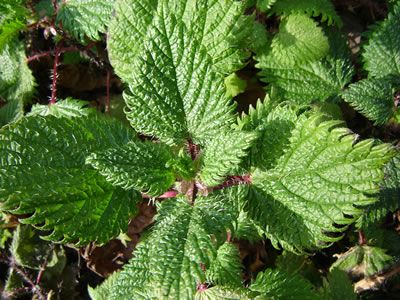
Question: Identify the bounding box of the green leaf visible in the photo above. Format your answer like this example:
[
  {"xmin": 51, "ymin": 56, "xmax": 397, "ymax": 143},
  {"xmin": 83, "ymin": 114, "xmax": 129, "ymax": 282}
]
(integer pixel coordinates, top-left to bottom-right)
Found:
[
  {"xmin": 104, "ymin": 188, "xmax": 239, "ymax": 299},
  {"xmin": 195, "ymin": 286, "xmax": 252, "ymax": 300},
  {"xmin": 0, "ymin": 212, "xmax": 12, "ymax": 248},
  {"xmin": 357, "ymin": 154, "xmax": 400, "ymax": 250},
  {"xmin": 0, "ymin": 98, "xmax": 24, "ymax": 127},
  {"xmin": 322, "ymin": 268, "xmax": 357, "ymax": 300},
  {"xmin": 232, "ymin": 210, "xmax": 263, "ymax": 243},
  {"xmin": 363, "ymin": 3, "xmax": 400, "ymax": 78},
  {"xmin": 250, "ymin": 269, "xmax": 320, "ymax": 299},
  {"xmin": 225, "ymin": 73, "xmax": 247, "ymax": 98},
  {"xmin": 11, "ymin": 225, "xmax": 66, "ymax": 270},
  {"xmin": 199, "ymin": 131, "xmax": 258, "ymax": 186},
  {"xmin": 249, "ymin": 21, "xmax": 271, "ymax": 54},
  {"xmin": 266, "ymin": 14, "xmax": 330, "ymax": 67},
  {"xmin": 87, "ymin": 140, "xmax": 181, "ymax": 196},
  {"xmin": 238, "ymin": 98, "xmax": 299, "ymax": 171},
  {"xmin": 380, "ymin": 154, "xmax": 400, "ymax": 213},
  {"xmin": 206, "ymin": 242, "xmax": 243, "ymax": 287},
  {"xmin": 342, "ymin": 78, "xmax": 400, "ymax": 125},
  {"xmin": 0, "ymin": 0, "xmax": 28, "ymax": 25},
  {"xmin": 331, "ymin": 245, "xmax": 393, "ymax": 277},
  {"xmin": 249, "ymin": 113, "xmax": 395, "ymax": 252},
  {"xmin": 0, "ymin": 1, "xmax": 28, "ymax": 50},
  {"xmin": 123, "ymin": 12, "xmax": 235, "ymax": 144},
  {"xmin": 256, "ymin": 0, "xmax": 277, "ymax": 12},
  {"xmin": 270, "ymin": 0, "xmax": 342, "ymax": 26},
  {"xmin": 0, "ymin": 38, "xmax": 35, "ymax": 103},
  {"xmin": 0, "ymin": 20, "xmax": 25, "ymax": 51},
  {"xmin": 28, "ymin": 98, "xmax": 95, "ymax": 118},
  {"xmin": 0, "ymin": 115, "xmax": 141, "ymax": 245},
  {"xmin": 257, "ymin": 56, "xmax": 354, "ymax": 104},
  {"xmin": 88, "ymin": 269, "xmax": 120, "ymax": 300},
  {"xmin": 108, "ymin": 0, "xmax": 251, "ymax": 82},
  {"xmin": 56, "ymin": 0, "xmax": 114, "ymax": 42}
]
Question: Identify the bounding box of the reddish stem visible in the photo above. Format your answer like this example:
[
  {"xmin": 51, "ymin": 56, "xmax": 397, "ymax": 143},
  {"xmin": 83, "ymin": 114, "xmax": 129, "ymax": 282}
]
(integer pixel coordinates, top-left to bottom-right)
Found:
[
  {"xmin": 52, "ymin": 0, "xmax": 59, "ymax": 12},
  {"xmin": 27, "ymin": 43, "xmax": 96, "ymax": 63},
  {"xmin": 188, "ymin": 139, "xmax": 200, "ymax": 161},
  {"xmin": 196, "ymin": 283, "xmax": 208, "ymax": 292},
  {"xmin": 226, "ymin": 230, "xmax": 232, "ymax": 242},
  {"xmin": 213, "ymin": 175, "xmax": 252, "ymax": 191},
  {"xmin": 358, "ymin": 230, "xmax": 367, "ymax": 245},
  {"xmin": 49, "ymin": 42, "xmax": 63, "ymax": 104}
]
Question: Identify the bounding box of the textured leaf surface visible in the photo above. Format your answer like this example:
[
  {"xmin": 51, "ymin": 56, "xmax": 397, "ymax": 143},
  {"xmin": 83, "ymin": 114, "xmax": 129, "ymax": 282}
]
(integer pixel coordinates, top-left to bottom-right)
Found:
[
  {"xmin": 123, "ymin": 12, "xmax": 235, "ymax": 144},
  {"xmin": 232, "ymin": 210, "xmax": 263, "ymax": 243},
  {"xmin": 331, "ymin": 245, "xmax": 393, "ymax": 277},
  {"xmin": 11, "ymin": 225, "xmax": 66, "ymax": 270},
  {"xmin": 88, "ymin": 269, "xmax": 120, "ymax": 300},
  {"xmin": 270, "ymin": 0, "xmax": 341, "ymax": 26},
  {"xmin": 357, "ymin": 154, "xmax": 400, "ymax": 248},
  {"xmin": 206, "ymin": 242, "xmax": 243, "ymax": 287},
  {"xmin": 249, "ymin": 114, "xmax": 394, "ymax": 252},
  {"xmin": 256, "ymin": 0, "xmax": 277, "ymax": 12},
  {"xmin": 0, "ymin": 20, "xmax": 25, "ymax": 50},
  {"xmin": 342, "ymin": 78, "xmax": 399, "ymax": 125},
  {"xmin": 57, "ymin": 0, "xmax": 114, "ymax": 42},
  {"xmin": 0, "ymin": 115, "xmax": 140, "ymax": 244},
  {"xmin": 0, "ymin": 99, "xmax": 24, "ymax": 127},
  {"xmin": 108, "ymin": 0, "xmax": 251, "ymax": 82},
  {"xmin": 380, "ymin": 154, "xmax": 400, "ymax": 213},
  {"xmin": 322, "ymin": 269, "xmax": 357, "ymax": 300},
  {"xmin": 250, "ymin": 269, "xmax": 320, "ymax": 299},
  {"xmin": 104, "ymin": 188, "xmax": 240, "ymax": 299},
  {"xmin": 87, "ymin": 140, "xmax": 181, "ymax": 196},
  {"xmin": 28, "ymin": 98, "xmax": 95, "ymax": 118},
  {"xmin": 199, "ymin": 131, "xmax": 258, "ymax": 186},
  {"xmin": 224, "ymin": 73, "xmax": 247, "ymax": 98},
  {"xmin": 257, "ymin": 56, "xmax": 354, "ymax": 104},
  {"xmin": 267, "ymin": 14, "xmax": 329, "ymax": 67},
  {"xmin": 0, "ymin": 38, "xmax": 35, "ymax": 103},
  {"xmin": 0, "ymin": 1, "xmax": 28, "ymax": 50},
  {"xmin": 0, "ymin": 213, "xmax": 12, "ymax": 249},
  {"xmin": 363, "ymin": 3, "xmax": 400, "ymax": 78},
  {"xmin": 238, "ymin": 98, "xmax": 299, "ymax": 171},
  {"xmin": 195, "ymin": 286, "xmax": 251, "ymax": 300}
]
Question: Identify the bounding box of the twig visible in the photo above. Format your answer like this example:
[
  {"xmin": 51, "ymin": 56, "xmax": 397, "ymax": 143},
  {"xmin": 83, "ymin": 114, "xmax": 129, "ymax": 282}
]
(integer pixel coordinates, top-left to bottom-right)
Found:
[
  {"xmin": 52, "ymin": 0, "xmax": 59, "ymax": 12},
  {"xmin": 27, "ymin": 42, "xmax": 96, "ymax": 63},
  {"xmin": 9, "ymin": 257, "xmax": 46, "ymax": 300},
  {"xmin": 188, "ymin": 139, "xmax": 200, "ymax": 161},
  {"xmin": 355, "ymin": 264, "xmax": 400, "ymax": 293},
  {"xmin": 358, "ymin": 230, "xmax": 366, "ymax": 246},
  {"xmin": 49, "ymin": 41, "xmax": 63, "ymax": 104},
  {"xmin": 36, "ymin": 244, "xmax": 54, "ymax": 285},
  {"xmin": 2, "ymin": 287, "xmax": 32, "ymax": 299},
  {"xmin": 213, "ymin": 175, "xmax": 252, "ymax": 191}
]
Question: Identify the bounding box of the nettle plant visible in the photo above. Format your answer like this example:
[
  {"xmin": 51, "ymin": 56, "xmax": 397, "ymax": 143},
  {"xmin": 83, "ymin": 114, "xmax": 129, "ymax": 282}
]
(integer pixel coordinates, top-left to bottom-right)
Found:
[{"xmin": 1, "ymin": 0, "xmax": 400, "ymax": 299}]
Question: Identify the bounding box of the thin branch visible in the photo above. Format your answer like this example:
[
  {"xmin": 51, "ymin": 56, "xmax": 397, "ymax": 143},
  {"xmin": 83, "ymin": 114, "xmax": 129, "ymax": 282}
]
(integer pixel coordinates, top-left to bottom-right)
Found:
[
  {"xmin": 49, "ymin": 42, "xmax": 63, "ymax": 104},
  {"xmin": 9, "ymin": 257, "xmax": 46, "ymax": 300},
  {"xmin": 52, "ymin": 0, "xmax": 59, "ymax": 12},
  {"xmin": 355, "ymin": 264, "xmax": 400, "ymax": 293},
  {"xmin": 36, "ymin": 245, "xmax": 54, "ymax": 285},
  {"xmin": 27, "ymin": 43, "xmax": 96, "ymax": 63},
  {"xmin": 358, "ymin": 230, "xmax": 366, "ymax": 246},
  {"xmin": 188, "ymin": 139, "xmax": 200, "ymax": 161},
  {"xmin": 213, "ymin": 175, "xmax": 252, "ymax": 191}
]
